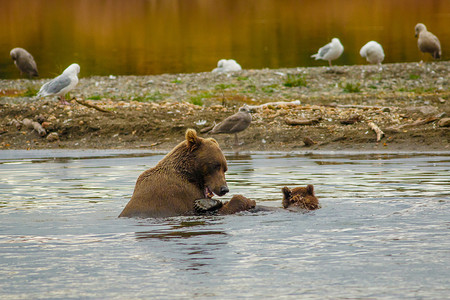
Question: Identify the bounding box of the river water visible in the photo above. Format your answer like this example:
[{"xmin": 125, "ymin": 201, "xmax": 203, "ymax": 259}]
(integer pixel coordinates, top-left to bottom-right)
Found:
[
  {"xmin": 1, "ymin": 0, "xmax": 449, "ymax": 78},
  {"xmin": 0, "ymin": 150, "xmax": 449, "ymax": 299}
]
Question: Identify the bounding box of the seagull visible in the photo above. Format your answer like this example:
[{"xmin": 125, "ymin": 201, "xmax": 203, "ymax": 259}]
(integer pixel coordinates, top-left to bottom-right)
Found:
[
  {"xmin": 311, "ymin": 38, "xmax": 344, "ymax": 67},
  {"xmin": 415, "ymin": 23, "xmax": 441, "ymax": 60},
  {"xmin": 360, "ymin": 41, "xmax": 385, "ymax": 70},
  {"xmin": 37, "ymin": 63, "xmax": 80, "ymax": 104},
  {"xmin": 210, "ymin": 105, "xmax": 252, "ymax": 145},
  {"xmin": 10, "ymin": 48, "xmax": 39, "ymax": 78},
  {"xmin": 212, "ymin": 59, "xmax": 242, "ymax": 73}
]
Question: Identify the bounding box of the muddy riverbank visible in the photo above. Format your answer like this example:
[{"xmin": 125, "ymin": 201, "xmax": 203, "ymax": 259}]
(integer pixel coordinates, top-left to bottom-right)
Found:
[{"xmin": 1, "ymin": 62, "xmax": 449, "ymax": 152}]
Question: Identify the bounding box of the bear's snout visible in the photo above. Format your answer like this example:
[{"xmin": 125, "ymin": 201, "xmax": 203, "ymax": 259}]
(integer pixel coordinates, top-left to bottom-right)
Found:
[{"xmin": 218, "ymin": 185, "xmax": 229, "ymax": 196}]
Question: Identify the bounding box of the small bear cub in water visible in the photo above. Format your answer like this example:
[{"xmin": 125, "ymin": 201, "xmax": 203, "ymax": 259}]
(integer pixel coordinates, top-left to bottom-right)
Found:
[
  {"xmin": 194, "ymin": 184, "xmax": 319, "ymax": 213},
  {"xmin": 282, "ymin": 184, "xmax": 320, "ymax": 210}
]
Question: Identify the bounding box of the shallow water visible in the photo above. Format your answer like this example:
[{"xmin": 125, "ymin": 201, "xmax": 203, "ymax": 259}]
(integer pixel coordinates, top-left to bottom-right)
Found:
[
  {"xmin": 0, "ymin": 150, "xmax": 449, "ymax": 299},
  {"xmin": 1, "ymin": 0, "xmax": 449, "ymax": 78}
]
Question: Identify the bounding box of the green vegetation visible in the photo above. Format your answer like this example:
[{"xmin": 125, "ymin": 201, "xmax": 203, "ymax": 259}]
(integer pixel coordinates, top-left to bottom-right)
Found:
[
  {"xmin": 87, "ymin": 95, "xmax": 102, "ymax": 100},
  {"xmin": 133, "ymin": 91, "xmax": 167, "ymax": 102},
  {"xmin": 341, "ymin": 82, "xmax": 361, "ymax": 93},
  {"xmin": 236, "ymin": 76, "xmax": 249, "ymax": 81},
  {"xmin": 147, "ymin": 91, "xmax": 167, "ymax": 101},
  {"xmin": 171, "ymin": 79, "xmax": 183, "ymax": 84},
  {"xmin": 190, "ymin": 97, "xmax": 203, "ymax": 106},
  {"xmin": 371, "ymin": 74, "xmax": 383, "ymax": 81},
  {"xmin": 410, "ymin": 87, "xmax": 435, "ymax": 94},
  {"xmin": 283, "ymin": 74, "xmax": 307, "ymax": 87},
  {"xmin": 215, "ymin": 83, "xmax": 236, "ymax": 90},
  {"xmin": 189, "ymin": 91, "xmax": 213, "ymax": 106},
  {"xmin": 409, "ymin": 74, "xmax": 421, "ymax": 80},
  {"xmin": 397, "ymin": 86, "xmax": 435, "ymax": 93},
  {"xmin": 261, "ymin": 84, "xmax": 279, "ymax": 93},
  {"xmin": 23, "ymin": 87, "xmax": 38, "ymax": 97},
  {"xmin": 242, "ymin": 84, "xmax": 257, "ymax": 93}
]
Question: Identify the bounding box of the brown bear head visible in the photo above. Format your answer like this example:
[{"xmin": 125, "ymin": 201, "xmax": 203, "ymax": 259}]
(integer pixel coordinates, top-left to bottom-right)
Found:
[
  {"xmin": 183, "ymin": 129, "xmax": 229, "ymax": 198},
  {"xmin": 281, "ymin": 184, "xmax": 319, "ymax": 210}
]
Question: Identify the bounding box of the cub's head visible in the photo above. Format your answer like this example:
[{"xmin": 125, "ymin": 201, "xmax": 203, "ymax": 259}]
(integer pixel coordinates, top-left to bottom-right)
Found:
[
  {"xmin": 185, "ymin": 129, "xmax": 229, "ymax": 198},
  {"xmin": 282, "ymin": 184, "xmax": 319, "ymax": 210}
]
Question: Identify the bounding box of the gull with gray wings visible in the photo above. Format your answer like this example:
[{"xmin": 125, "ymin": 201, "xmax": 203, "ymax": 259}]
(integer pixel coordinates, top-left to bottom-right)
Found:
[{"xmin": 37, "ymin": 63, "xmax": 80, "ymax": 105}]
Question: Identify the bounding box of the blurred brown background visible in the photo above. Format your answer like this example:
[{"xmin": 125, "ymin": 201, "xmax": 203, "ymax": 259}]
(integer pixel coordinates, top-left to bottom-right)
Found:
[{"xmin": 1, "ymin": 0, "xmax": 448, "ymax": 78}]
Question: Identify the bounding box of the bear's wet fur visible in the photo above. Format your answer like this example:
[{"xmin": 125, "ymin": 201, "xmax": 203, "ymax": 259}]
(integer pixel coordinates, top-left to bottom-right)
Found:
[
  {"xmin": 195, "ymin": 185, "xmax": 319, "ymax": 214},
  {"xmin": 282, "ymin": 184, "xmax": 320, "ymax": 210},
  {"xmin": 119, "ymin": 129, "xmax": 255, "ymax": 218},
  {"xmin": 219, "ymin": 195, "xmax": 256, "ymax": 214}
]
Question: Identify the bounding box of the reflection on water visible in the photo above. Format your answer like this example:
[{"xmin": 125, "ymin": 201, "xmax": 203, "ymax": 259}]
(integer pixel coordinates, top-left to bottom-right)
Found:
[
  {"xmin": 135, "ymin": 219, "xmax": 228, "ymax": 240},
  {"xmin": 1, "ymin": 0, "xmax": 449, "ymax": 78},
  {"xmin": 135, "ymin": 229, "xmax": 227, "ymax": 240},
  {"xmin": 0, "ymin": 150, "xmax": 449, "ymax": 299}
]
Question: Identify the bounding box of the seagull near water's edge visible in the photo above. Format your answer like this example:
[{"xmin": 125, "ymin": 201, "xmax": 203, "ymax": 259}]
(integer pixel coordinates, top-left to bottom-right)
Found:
[
  {"xmin": 37, "ymin": 63, "xmax": 80, "ymax": 105},
  {"xmin": 311, "ymin": 38, "xmax": 344, "ymax": 67},
  {"xmin": 359, "ymin": 41, "xmax": 385, "ymax": 71},
  {"xmin": 212, "ymin": 59, "xmax": 242, "ymax": 73},
  {"xmin": 10, "ymin": 47, "xmax": 39, "ymax": 78},
  {"xmin": 415, "ymin": 23, "xmax": 441, "ymax": 60}
]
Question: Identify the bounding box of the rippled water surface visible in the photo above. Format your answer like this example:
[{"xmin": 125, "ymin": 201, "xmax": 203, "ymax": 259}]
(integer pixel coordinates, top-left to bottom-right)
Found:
[{"xmin": 0, "ymin": 150, "xmax": 449, "ymax": 299}]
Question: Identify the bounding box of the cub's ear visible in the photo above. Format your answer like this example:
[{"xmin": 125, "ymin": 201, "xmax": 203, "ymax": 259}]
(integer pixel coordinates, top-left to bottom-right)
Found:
[
  {"xmin": 282, "ymin": 186, "xmax": 291, "ymax": 198},
  {"xmin": 281, "ymin": 187, "xmax": 291, "ymax": 208},
  {"xmin": 186, "ymin": 129, "xmax": 201, "ymax": 151},
  {"xmin": 306, "ymin": 184, "xmax": 315, "ymax": 195}
]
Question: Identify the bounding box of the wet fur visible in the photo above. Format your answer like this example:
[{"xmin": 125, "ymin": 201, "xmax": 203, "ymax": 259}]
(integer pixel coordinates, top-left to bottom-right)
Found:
[
  {"xmin": 119, "ymin": 129, "xmax": 228, "ymax": 218},
  {"xmin": 196, "ymin": 185, "xmax": 319, "ymax": 215},
  {"xmin": 282, "ymin": 184, "xmax": 320, "ymax": 210}
]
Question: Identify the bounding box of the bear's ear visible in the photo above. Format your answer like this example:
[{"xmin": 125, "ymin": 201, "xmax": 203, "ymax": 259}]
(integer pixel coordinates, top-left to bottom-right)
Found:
[
  {"xmin": 281, "ymin": 187, "xmax": 291, "ymax": 208},
  {"xmin": 306, "ymin": 184, "xmax": 314, "ymax": 195},
  {"xmin": 282, "ymin": 186, "xmax": 291, "ymax": 198},
  {"xmin": 186, "ymin": 129, "xmax": 201, "ymax": 151}
]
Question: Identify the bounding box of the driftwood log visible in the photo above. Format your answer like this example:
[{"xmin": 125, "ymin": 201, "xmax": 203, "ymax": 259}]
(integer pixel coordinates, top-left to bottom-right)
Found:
[
  {"xmin": 368, "ymin": 121, "xmax": 384, "ymax": 142},
  {"xmin": 247, "ymin": 100, "xmax": 301, "ymax": 112},
  {"xmin": 285, "ymin": 117, "xmax": 321, "ymax": 126},
  {"xmin": 10, "ymin": 119, "xmax": 22, "ymax": 130},
  {"xmin": 386, "ymin": 116, "xmax": 439, "ymax": 132},
  {"xmin": 438, "ymin": 118, "xmax": 450, "ymax": 127},
  {"xmin": 200, "ymin": 122, "xmax": 216, "ymax": 133},
  {"xmin": 340, "ymin": 114, "xmax": 363, "ymax": 125},
  {"xmin": 323, "ymin": 104, "xmax": 383, "ymax": 110},
  {"xmin": 22, "ymin": 118, "xmax": 46, "ymax": 137},
  {"xmin": 75, "ymin": 99, "xmax": 112, "ymax": 113}
]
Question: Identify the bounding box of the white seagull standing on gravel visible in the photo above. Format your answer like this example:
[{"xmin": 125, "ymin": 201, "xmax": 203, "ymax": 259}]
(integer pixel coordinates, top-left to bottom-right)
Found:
[
  {"xmin": 360, "ymin": 41, "xmax": 385, "ymax": 70},
  {"xmin": 212, "ymin": 59, "xmax": 242, "ymax": 73},
  {"xmin": 311, "ymin": 38, "xmax": 344, "ymax": 67},
  {"xmin": 37, "ymin": 63, "xmax": 80, "ymax": 105}
]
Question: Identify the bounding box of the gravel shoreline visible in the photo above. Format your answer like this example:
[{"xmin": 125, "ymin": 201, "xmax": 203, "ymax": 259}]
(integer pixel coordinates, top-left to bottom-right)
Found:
[{"xmin": 1, "ymin": 62, "xmax": 449, "ymax": 152}]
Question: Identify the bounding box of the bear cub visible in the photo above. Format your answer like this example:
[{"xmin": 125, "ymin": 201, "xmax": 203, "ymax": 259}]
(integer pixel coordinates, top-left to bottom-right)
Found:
[
  {"xmin": 282, "ymin": 184, "xmax": 320, "ymax": 210},
  {"xmin": 195, "ymin": 184, "xmax": 319, "ymax": 213}
]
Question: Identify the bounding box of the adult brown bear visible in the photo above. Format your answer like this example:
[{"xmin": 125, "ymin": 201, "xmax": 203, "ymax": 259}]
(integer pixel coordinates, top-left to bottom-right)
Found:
[{"xmin": 119, "ymin": 129, "xmax": 255, "ymax": 218}]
